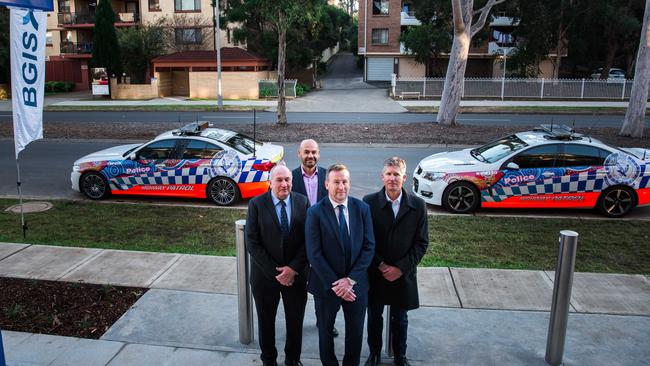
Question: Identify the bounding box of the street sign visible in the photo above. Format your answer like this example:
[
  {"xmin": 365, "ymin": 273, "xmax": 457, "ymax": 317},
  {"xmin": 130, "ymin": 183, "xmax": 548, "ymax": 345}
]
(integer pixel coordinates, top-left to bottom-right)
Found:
[{"xmin": 0, "ymin": 0, "xmax": 53, "ymax": 11}]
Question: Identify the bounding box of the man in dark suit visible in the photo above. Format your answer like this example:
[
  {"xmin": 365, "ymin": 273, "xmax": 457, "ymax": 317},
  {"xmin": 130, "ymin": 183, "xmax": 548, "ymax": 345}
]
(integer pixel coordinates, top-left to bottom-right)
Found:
[
  {"xmin": 246, "ymin": 165, "xmax": 310, "ymax": 366},
  {"xmin": 306, "ymin": 164, "xmax": 375, "ymax": 366},
  {"xmin": 362, "ymin": 157, "xmax": 429, "ymax": 366},
  {"xmin": 292, "ymin": 139, "xmax": 340, "ymax": 337},
  {"xmin": 292, "ymin": 139, "xmax": 327, "ymax": 206}
]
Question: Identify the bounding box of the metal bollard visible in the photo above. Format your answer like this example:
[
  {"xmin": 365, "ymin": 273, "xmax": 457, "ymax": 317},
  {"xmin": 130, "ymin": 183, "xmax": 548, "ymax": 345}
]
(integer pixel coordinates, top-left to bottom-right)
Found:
[
  {"xmin": 235, "ymin": 219, "xmax": 254, "ymax": 345},
  {"xmin": 545, "ymin": 230, "xmax": 579, "ymax": 366},
  {"xmin": 384, "ymin": 305, "xmax": 393, "ymax": 358}
]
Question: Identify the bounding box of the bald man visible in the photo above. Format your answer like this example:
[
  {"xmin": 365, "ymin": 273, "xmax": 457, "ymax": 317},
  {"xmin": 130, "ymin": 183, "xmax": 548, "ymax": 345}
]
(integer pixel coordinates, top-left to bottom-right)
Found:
[
  {"xmin": 292, "ymin": 139, "xmax": 340, "ymax": 337},
  {"xmin": 246, "ymin": 165, "xmax": 310, "ymax": 366},
  {"xmin": 292, "ymin": 139, "xmax": 327, "ymax": 206}
]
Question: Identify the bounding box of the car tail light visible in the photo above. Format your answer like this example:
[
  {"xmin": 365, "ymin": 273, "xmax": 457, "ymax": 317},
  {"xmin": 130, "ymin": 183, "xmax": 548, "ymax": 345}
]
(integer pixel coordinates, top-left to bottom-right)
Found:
[{"xmin": 253, "ymin": 161, "xmax": 275, "ymax": 171}]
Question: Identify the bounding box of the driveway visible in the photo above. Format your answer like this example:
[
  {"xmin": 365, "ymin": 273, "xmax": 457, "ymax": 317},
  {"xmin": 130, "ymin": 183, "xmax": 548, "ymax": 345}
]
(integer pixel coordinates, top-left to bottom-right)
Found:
[{"xmin": 283, "ymin": 52, "xmax": 406, "ymax": 113}]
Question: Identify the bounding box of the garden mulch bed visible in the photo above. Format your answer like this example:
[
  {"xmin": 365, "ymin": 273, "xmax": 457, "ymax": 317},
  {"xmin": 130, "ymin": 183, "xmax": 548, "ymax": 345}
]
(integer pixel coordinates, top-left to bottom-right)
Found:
[
  {"xmin": 0, "ymin": 277, "xmax": 147, "ymax": 339},
  {"xmin": 0, "ymin": 121, "xmax": 648, "ymax": 147}
]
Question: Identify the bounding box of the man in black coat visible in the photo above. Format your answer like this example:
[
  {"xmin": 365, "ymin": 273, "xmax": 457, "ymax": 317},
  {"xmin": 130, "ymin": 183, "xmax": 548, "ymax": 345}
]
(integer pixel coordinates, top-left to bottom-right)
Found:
[
  {"xmin": 362, "ymin": 157, "xmax": 429, "ymax": 366},
  {"xmin": 246, "ymin": 165, "xmax": 310, "ymax": 366}
]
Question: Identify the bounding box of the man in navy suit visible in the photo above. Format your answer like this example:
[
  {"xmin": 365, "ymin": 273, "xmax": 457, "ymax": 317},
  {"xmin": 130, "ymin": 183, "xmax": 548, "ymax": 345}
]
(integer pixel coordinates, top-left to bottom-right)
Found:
[
  {"xmin": 292, "ymin": 139, "xmax": 340, "ymax": 337},
  {"xmin": 306, "ymin": 164, "xmax": 375, "ymax": 366},
  {"xmin": 246, "ymin": 165, "xmax": 310, "ymax": 366}
]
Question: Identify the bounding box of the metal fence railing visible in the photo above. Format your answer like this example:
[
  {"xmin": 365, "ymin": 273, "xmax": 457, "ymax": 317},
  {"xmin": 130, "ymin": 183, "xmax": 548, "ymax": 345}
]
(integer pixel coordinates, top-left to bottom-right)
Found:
[
  {"xmin": 258, "ymin": 79, "xmax": 297, "ymax": 98},
  {"xmin": 392, "ymin": 76, "xmax": 635, "ymax": 100}
]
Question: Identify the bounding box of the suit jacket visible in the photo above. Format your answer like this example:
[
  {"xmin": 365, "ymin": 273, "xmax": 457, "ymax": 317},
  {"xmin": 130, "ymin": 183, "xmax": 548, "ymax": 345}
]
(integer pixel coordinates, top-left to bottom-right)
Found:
[
  {"xmin": 245, "ymin": 191, "xmax": 310, "ymax": 289},
  {"xmin": 363, "ymin": 188, "xmax": 429, "ymax": 310},
  {"xmin": 292, "ymin": 166, "xmax": 327, "ymax": 203},
  {"xmin": 305, "ymin": 196, "xmax": 375, "ymax": 298}
]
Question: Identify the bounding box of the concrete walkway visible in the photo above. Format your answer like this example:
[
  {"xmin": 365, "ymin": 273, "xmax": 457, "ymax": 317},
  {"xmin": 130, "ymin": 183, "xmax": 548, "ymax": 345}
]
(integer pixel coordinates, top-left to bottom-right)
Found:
[{"xmin": 1, "ymin": 242, "xmax": 650, "ymax": 365}]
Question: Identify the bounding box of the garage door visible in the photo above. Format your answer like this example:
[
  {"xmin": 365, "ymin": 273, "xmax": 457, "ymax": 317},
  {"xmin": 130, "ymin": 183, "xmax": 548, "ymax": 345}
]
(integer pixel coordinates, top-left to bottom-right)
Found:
[{"xmin": 367, "ymin": 58, "xmax": 393, "ymax": 81}]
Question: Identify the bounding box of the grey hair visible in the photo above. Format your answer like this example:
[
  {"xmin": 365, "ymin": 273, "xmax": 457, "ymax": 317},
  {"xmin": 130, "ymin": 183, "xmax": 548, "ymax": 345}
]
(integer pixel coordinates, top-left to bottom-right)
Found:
[{"xmin": 382, "ymin": 157, "xmax": 406, "ymax": 175}]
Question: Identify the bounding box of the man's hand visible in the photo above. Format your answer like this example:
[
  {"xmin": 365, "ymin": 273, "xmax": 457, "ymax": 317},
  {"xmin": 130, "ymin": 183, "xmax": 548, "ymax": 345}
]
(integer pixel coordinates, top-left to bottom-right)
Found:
[
  {"xmin": 380, "ymin": 263, "xmax": 403, "ymax": 282},
  {"xmin": 332, "ymin": 278, "xmax": 356, "ymax": 301},
  {"xmin": 275, "ymin": 266, "xmax": 297, "ymax": 286}
]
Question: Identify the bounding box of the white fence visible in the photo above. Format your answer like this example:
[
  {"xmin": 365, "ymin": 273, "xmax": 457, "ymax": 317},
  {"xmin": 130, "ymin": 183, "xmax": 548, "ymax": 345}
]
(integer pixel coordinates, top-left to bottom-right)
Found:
[
  {"xmin": 258, "ymin": 79, "xmax": 297, "ymax": 98},
  {"xmin": 392, "ymin": 76, "xmax": 635, "ymax": 100}
]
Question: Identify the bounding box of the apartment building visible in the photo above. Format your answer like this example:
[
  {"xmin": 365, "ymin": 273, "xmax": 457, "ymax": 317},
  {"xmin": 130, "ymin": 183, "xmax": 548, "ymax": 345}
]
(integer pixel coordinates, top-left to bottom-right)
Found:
[
  {"xmin": 45, "ymin": 0, "xmax": 244, "ymax": 89},
  {"xmin": 358, "ymin": 0, "xmax": 561, "ymax": 81}
]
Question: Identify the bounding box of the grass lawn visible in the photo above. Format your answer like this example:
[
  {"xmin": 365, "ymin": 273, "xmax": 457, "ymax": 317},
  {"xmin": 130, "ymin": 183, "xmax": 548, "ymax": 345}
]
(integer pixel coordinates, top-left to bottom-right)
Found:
[
  {"xmin": 404, "ymin": 106, "xmax": 636, "ymax": 114},
  {"xmin": 1, "ymin": 199, "xmax": 648, "ymax": 274},
  {"xmin": 45, "ymin": 105, "xmax": 269, "ymax": 112}
]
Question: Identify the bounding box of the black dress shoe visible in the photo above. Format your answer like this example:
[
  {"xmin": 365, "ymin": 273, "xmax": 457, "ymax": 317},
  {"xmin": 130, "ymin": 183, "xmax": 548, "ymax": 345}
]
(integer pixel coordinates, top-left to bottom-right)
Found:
[
  {"xmin": 263, "ymin": 361, "xmax": 278, "ymax": 366},
  {"xmin": 364, "ymin": 353, "xmax": 381, "ymax": 366},
  {"xmin": 284, "ymin": 360, "xmax": 303, "ymax": 366},
  {"xmin": 332, "ymin": 326, "xmax": 339, "ymax": 337},
  {"xmin": 394, "ymin": 356, "xmax": 412, "ymax": 366}
]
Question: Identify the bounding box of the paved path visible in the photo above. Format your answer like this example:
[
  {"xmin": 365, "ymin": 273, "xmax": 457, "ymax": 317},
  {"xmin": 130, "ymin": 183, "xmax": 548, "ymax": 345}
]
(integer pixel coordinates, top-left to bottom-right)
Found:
[{"xmin": 1, "ymin": 242, "xmax": 650, "ymax": 365}]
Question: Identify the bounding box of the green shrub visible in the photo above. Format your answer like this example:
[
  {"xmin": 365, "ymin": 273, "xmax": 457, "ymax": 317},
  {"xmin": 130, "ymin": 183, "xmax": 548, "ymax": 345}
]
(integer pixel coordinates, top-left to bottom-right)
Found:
[
  {"xmin": 259, "ymin": 86, "xmax": 276, "ymax": 98},
  {"xmin": 295, "ymin": 83, "xmax": 311, "ymax": 97},
  {"xmin": 45, "ymin": 81, "xmax": 75, "ymax": 93}
]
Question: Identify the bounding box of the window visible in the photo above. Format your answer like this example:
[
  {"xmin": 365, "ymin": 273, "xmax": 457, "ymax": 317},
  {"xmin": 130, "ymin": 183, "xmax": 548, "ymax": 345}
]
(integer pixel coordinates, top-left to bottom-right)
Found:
[
  {"xmin": 182, "ymin": 140, "xmax": 222, "ymax": 159},
  {"xmin": 149, "ymin": 0, "xmax": 160, "ymax": 11},
  {"xmin": 58, "ymin": 0, "xmax": 70, "ymax": 13},
  {"xmin": 372, "ymin": 29, "xmax": 389, "ymax": 45},
  {"xmin": 558, "ymin": 144, "xmax": 609, "ymax": 167},
  {"xmin": 509, "ymin": 144, "xmax": 560, "ymax": 169},
  {"xmin": 474, "ymin": 134, "xmax": 528, "ymax": 163},
  {"xmin": 137, "ymin": 140, "xmax": 178, "ymax": 160},
  {"xmin": 175, "ymin": 0, "xmax": 200, "ymax": 11},
  {"xmin": 373, "ymin": 0, "xmax": 389, "ymax": 15},
  {"xmin": 175, "ymin": 28, "xmax": 202, "ymax": 44},
  {"xmin": 46, "ymin": 32, "xmax": 53, "ymax": 46}
]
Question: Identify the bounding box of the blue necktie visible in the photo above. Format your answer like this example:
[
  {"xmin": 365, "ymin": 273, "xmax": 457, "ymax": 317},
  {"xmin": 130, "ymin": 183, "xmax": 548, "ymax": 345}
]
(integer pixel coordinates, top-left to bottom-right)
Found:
[
  {"xmin": 338, "ymin": 204, "xmax": 352, "ymax": 269},
  {"xmin": 280, "ymin": 200, "xmax": 289, "ymax": 240}
]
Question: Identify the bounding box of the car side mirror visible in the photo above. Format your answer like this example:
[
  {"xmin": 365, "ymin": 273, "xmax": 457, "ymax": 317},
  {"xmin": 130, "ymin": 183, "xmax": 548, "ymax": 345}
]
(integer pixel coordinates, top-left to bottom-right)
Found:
[
  {"xmin": 506, "ymin": 162, "xmax": 519, "ymax": 170},
  {"xmin": 128, "ymin": 152, "xmax": 137, "ymax": 160}
]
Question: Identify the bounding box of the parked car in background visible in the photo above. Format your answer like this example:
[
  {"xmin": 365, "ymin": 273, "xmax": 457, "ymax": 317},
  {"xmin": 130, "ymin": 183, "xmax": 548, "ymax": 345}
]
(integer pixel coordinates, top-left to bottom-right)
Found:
[
  {"xmin": 590, "ymin": 67, "xmax": 626, "ymax": 81},
  {"xmin": 412, "ymin": 125, "xmax": 650, "ymax": 217},
  {"xmin": 71, "ymin": 122, "xmax": 283, "ymax": 206}
]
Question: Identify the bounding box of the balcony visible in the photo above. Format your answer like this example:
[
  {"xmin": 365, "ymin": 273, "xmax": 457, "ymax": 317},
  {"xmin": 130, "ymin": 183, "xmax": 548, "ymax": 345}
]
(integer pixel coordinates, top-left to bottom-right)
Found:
[
  {"xmin": 489, "ymin": 15, "xmax": 519, "ymax": 27},
  {"xmin": 400, "ymin": 11, "xmax": 421, "ymax": 26},
  {"xmin": 488, "ymin": 42, "xmax": 516, "ymax": 56},
  {"xmin": 58, "ymin": 12, "xmax": 139, "ymax": 27},
  {"xmin": 60, "ymin": 41, "xmax": 93, "ymax": 56}
]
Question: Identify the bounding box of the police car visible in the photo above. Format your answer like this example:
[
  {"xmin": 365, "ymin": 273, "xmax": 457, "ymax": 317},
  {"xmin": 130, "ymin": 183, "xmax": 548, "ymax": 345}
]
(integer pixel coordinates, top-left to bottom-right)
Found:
[
  {"xmin": 412, "ymin": 125, "xmax": 650, "ymax": 217},
  {"xmin": 71, "ymin": 122, "xmax": 283, "ymax": 206}
]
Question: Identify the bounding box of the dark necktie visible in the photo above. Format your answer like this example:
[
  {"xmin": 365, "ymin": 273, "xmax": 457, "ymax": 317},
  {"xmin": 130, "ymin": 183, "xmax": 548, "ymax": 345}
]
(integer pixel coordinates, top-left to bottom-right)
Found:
[
  {"xmin": 280, "ymin": 200, "xmax": 289, "ymax": 240},
  {"xmin": 338, "ymin": 204, "xmax": 352, "ymax": 269}
]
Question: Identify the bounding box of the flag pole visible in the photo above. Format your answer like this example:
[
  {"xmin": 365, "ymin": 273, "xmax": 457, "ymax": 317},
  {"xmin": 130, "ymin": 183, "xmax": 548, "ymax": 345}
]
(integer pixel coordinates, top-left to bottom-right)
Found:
[{"xmin": 16, "ymin": 156, "xmax": 26, "ymax": 239}]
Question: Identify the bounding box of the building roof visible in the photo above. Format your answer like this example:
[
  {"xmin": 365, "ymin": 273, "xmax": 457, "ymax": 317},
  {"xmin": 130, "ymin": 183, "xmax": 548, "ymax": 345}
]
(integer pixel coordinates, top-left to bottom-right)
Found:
[{"xmin": 152, "ymin": 48, "xmax": 270, "ymax": 68}]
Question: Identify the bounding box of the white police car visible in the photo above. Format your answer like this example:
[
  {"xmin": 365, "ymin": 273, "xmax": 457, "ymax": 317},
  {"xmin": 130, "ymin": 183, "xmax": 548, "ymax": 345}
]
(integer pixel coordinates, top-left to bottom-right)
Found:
[
  {"xmin": 71, "ymin": 122, "xmax": 283, "ymax": 206},
  {"xmin": 412, "ymin": 125, "xmax": 650, "ymax": 217}
]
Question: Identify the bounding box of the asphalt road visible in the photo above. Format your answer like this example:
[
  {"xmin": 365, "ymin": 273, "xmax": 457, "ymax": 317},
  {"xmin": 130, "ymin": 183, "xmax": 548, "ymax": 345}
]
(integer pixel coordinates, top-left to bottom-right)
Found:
[
  {"xmin": 2, "ymin": 139, "xmax": 649, "ymax": 220},
  {"xmin": 0, "ymin": 111, "xmax": 647, "ymax": 127}
]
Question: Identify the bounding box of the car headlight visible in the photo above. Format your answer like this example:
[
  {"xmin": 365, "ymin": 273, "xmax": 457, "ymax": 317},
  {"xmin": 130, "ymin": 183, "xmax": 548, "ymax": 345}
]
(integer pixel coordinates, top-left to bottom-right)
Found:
[
  {"xmin": 422, "ymin": 171, "xmax": 446, "ymax": 181},
  {"xmin": 73, "ymin": 164, "xmax": 80, "ymax": 173}
]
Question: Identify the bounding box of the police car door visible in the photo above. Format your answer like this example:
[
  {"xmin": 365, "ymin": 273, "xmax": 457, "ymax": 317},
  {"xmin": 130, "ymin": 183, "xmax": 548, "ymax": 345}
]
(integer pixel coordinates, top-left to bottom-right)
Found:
[
  {"xmin": 553, "ymin": 144, "xmax": 610, "ymax": 208},
  {"xmin": 132, "ymin": 139, "xmax": 183, "ymax": 192},
  {"xmin": 496, "ymin": 144, "xmax": 561, "ymax": 207}
]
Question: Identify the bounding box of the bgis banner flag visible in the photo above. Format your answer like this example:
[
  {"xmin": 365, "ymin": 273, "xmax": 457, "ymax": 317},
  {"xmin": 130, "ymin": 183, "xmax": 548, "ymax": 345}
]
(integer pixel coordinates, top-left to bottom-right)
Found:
[
  {"xmin": 0, "ymin": 0, "xmax": 53, "ymax": 11},
  {"xmin": 10, "ymin": 7, "xmax": 47, "ymax": 158}
]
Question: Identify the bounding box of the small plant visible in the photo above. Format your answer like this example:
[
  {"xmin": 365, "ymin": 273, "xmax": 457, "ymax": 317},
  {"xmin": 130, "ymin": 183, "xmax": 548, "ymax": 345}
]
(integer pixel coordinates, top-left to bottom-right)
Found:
[
  {"xmin": 101, "ymin": 284, "xmax": 115, "ymax": 296},
  {"xmin": 259, "ymin": 86, "xmax": 276, "ymax": 98},
  {"xmin": 295, "ymin": 83, "xmax": 311, "ymax": 97},
  {"xmin": 77, "ymin": 314, "xmax": 92, "ymax": 329},
  {"xmin": 4, "ymin": 303, "xmax": 23, "ymax": 319},
  {"xmin": 45, "ymin": 81, "xmax": 75, "ymax": 93}
]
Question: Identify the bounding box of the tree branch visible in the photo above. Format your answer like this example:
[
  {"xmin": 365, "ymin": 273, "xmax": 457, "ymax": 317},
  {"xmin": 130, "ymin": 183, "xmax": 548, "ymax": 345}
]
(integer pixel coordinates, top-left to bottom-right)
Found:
[
  {"xmin": 451, "ymin": 0, "xmax": 466, "ymax": 33},
  {"xmin": 470, "ymin": 0, "xmax": 506, "ymax": 37}
]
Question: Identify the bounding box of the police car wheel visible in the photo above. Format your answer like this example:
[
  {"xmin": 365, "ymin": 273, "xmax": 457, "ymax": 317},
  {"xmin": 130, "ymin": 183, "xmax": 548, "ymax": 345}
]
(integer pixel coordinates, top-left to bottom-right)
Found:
[
  {"xmin": 207, "ymin": 177, "xmax": 240, "ymax": 206},
  {"xmin": 80, "ymin": 172, "xmax": 111, "ymax": 200},
  {"xmin": 597, "ymin": 186, "xmax": 636, "ymax": 218},
  {"xmin": 442, "ymin": 181, "xmax": 480, "ymax": 214}
]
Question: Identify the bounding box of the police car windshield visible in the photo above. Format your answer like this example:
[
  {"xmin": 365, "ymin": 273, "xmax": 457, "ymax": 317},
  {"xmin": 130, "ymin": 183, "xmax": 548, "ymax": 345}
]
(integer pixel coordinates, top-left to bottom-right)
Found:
[{"xmin": 473, "ymin": 134, "xmax": 528, "ymax": 163}]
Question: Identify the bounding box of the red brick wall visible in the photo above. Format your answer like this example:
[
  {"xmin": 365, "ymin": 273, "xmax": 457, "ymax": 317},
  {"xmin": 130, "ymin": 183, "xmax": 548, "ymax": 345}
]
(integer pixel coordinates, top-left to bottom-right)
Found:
[{"xmin": 358, "ymin": 0, "xmax": 402, "ymax": 54}]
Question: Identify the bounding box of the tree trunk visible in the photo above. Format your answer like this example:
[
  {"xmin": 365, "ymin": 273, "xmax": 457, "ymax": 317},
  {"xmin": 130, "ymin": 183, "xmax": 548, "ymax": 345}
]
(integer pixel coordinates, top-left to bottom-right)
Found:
[
  {"xmin": 620, "ymin": 0, "xmax": 650, "ymax": 138},
  {"xmin": 277, "ymin": 11, "xmax": 287, "ymax": 126},
  {"xmin": 436, "ymin": 0, "xmax": 473, "ymax": 126}
]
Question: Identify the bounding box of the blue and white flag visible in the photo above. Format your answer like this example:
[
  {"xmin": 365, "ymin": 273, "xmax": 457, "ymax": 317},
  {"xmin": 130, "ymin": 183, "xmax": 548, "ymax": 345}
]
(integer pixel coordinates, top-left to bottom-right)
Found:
[
  {"xmin": 10, "ymin": 7, "xmax": 46, "ymax": 158},
  {"xmin": 0, "ymin": 0, "xmax": 53, "ymax": 11}
]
